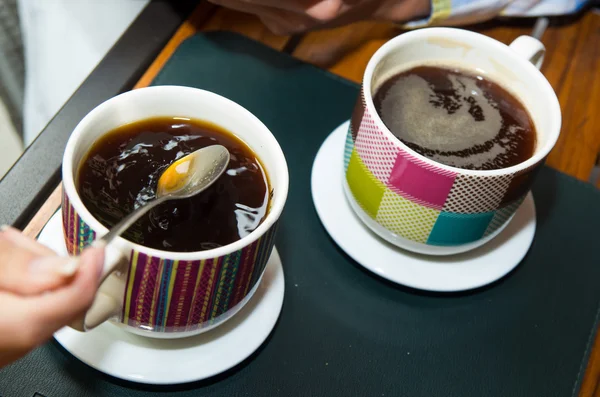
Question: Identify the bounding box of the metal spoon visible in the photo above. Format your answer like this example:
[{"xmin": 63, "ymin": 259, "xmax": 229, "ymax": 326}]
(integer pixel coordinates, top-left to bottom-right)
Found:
[
  {"xmin": 99, "ymin": 144, "xmax": 230, "ymax": 243},
  {"xmin": 531, "ymin": 17, "xmax": 549, "ymax": 40}
]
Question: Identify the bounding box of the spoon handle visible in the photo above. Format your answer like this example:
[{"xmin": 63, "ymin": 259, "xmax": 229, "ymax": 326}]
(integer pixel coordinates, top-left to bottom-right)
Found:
[
  {"xmin": 531, "ymin": 17, "xmax": 548, "ymax": 40},
  {"xmin": 100, "ymin": 196, "xmax": 170, "ymax": 244}
]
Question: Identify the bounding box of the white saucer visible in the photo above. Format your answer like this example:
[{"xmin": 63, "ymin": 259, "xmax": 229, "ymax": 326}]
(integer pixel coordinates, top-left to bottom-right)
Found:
[
  {"xmin": 38, "ymin": 210, "xmax": 285, "ymax": 384},
  {"xmin": 311, "ymin": 121, "xmax": 536, "ymax": 292}
]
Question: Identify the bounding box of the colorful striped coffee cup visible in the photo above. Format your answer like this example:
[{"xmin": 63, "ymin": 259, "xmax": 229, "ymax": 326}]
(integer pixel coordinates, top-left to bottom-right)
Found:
[{"xmin": 62, "ymin": 86, "xmax": 288, "ymax": 338}]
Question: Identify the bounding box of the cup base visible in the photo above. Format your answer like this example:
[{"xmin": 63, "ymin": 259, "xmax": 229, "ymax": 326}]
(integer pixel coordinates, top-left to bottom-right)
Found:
[
  {"xmin": 38, "ymin": 209, "xmax": 285, "ymax": 384},
  {"xmin": 312, "ymin": 121, "xmax": 536, "ymax": 292},
  {"xmin": 110, "ymin": 270, "xmax": 265, "ymax": 339},
  {"xmin": 342, "ymin": 179, "xmax": 512, "ymax": 256}
]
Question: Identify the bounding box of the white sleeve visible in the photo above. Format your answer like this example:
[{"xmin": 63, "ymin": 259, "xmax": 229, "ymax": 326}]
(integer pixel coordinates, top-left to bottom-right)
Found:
[{"xmin": 18, "ymin": 0, "xmax": 149, "ymax": 145}]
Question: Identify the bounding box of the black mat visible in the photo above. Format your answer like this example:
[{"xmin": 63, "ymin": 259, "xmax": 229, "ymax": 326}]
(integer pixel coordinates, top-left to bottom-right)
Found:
[{"xmin": 2, "ymin": 32, "xmax": 600, "ymax": 397}]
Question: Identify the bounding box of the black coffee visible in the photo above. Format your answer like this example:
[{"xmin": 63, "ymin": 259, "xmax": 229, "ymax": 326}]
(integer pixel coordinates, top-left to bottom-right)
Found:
[
  {"xmin": 373, "ymin": 65, "xmax": 536, "ymax": 170},
  {"xmin": 78, "ymin": 117, "xmax": 270, "ymax": 252}
]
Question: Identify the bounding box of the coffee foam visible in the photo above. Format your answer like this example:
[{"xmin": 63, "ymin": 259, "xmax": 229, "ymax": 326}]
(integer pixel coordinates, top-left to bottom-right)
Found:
[
  {"xmin": 373, "ymin": 63, "xmax": 533, "ymax": 169},
  {"xmin": 379, "ymin": 73, "xmax": 504, "ymax": 150}
]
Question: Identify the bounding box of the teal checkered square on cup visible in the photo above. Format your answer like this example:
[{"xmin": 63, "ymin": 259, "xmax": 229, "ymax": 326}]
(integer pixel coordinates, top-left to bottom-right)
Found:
[{"xmin": 427, "ymin": 210, "xmax": 495, "ymax": 246}]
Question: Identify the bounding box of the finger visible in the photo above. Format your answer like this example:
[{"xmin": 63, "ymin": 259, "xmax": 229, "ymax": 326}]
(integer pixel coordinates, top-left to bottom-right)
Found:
[
  {"xmin": 208, "ymin": 0, "xmax": 306, "ymax": 23},
  {"xmin": 305, "ymin": 0, "xmax": 344, "ymax": 21},
  {"xmin": 209, "ymin": 0, "xmax": 315, "ymax": 34},
  {"xmin": 236, "ymin": 0, "xmax": 347, "ymax": 22},
  {"xmin": 209, "ymin": 0, "xmax": 302, "ymax": 13},
  {"xmin": 4, "ymin": 246, "xmax": 104, "ymax": 349},
  {"xmin": 218, "ymin": 0, "xmax": 348, "ymax": 20},
  {"xmin": 373, "ymin": 0, "xmax": 431, "ymax": 22},
  {"xmin": 316, "ymin": 0, "xmax": 380, "ymax": 29},
  {"xmin": 259, "ymin": 14, "xmax": 309, "ymax": 35},
  {"xmin": 208, "ymin": 0, "xmax": 283, "ymax": 17},
  {"xmin": 0, "ymin": 225, "xmax": 55, "ymax": 256},
  {"xmin": 0, "ymin": 238, "xmax": 80, "ymax": 295},
  {"xmin": 33, "ymin": 246, "xmax": 104, "ymax": 334}
]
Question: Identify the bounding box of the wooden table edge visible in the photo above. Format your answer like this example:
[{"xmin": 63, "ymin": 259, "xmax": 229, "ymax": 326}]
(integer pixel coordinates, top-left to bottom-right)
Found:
[{"xmin": 134, "ymin": 2, "xmax": 216, "ymax": 89}]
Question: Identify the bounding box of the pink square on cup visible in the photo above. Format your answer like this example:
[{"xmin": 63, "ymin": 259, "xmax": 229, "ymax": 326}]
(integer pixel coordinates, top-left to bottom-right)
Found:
[{"xmin": 388, "ymin": 151, "xmax": 457, "ymax": 209}]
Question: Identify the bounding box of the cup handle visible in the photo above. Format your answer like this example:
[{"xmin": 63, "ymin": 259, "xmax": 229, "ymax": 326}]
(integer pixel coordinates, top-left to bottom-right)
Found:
[
  {"xmin": 508, "ymin": 36, "xmax": 546, "ymax": 69},
  {"xmin": 69, "ymin": 243, "xmax": 129, "ymax": 331}
]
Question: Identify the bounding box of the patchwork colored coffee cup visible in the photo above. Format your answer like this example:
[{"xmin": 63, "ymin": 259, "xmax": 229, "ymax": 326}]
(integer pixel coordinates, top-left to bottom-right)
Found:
[
  {"xmin": 62, "ymin": 86, "xmax": 289, "ymax": 338},
  {"xmin": 344, "ymin": 29, "xmax": 561, "ymax": 255}
]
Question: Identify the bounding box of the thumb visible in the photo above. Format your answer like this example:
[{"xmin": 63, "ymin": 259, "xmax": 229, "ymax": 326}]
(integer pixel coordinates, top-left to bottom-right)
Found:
[
  {"xmin": 0, "ymin": 236, "xmax": 80, "ymax": 296},
  {"xmin": 29, "ymin": 245, "xmax": 105, "ymax": 339}
]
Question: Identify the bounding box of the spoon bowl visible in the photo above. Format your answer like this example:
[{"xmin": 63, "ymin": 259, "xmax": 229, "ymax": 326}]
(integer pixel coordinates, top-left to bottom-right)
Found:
[
  {"xmin": 157, "ymin": 145, "xmax": 231, "ymax": 199},
  {"xmin": 100, "ymin": 145, "xmax": 230, "ymax": 243}
]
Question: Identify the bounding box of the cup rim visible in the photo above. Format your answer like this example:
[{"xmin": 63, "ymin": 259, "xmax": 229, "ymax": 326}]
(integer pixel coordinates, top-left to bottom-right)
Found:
[
  {"xmin": 62, "ymin": 85, "xmax": 289, "ymax": 260},
  {"xmin": 362, "ymin": 27, "xmax": 562, "ymax": 176}
]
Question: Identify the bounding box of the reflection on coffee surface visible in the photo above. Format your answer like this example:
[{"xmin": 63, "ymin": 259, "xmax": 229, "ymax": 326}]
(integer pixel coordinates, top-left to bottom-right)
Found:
[
  {"xmin": 78, "ymin": 117, "xmax": 270, "ymax": 252},
  {"xmin": 374, "ymin": 65, "xmax": 536, "ymax": 170}
]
